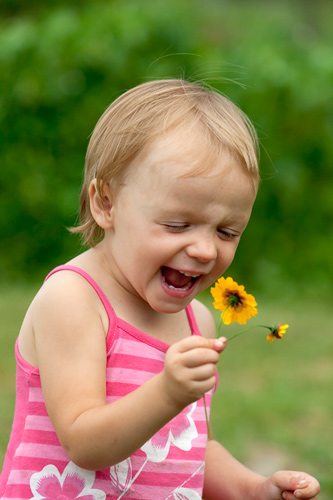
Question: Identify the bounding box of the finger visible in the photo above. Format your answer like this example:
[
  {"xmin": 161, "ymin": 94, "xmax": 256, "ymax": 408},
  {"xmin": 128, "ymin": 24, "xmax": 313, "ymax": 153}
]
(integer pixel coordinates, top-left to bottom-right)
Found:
[
  {"xmin": 283, "ymin": 491, "xmax": 318, "ymax": 500},
  {"xmin": 287, "ymin": 474, "xmax": 320, "ymax": 498},
  {"xmin": 273, "ymin": 471, "xmax": 320, "ymax": 499},
  {"xmin": 216, "ymin": 337, "xmax": 228, "ymax": 352},
  {"xmin": 190, "ymin": 363, "xmax": 218, "ymax": 382},
  {"xmin": 176, "ymin": 335, "xmax": 226, "ymax": 353},
  {"xmin": 181, "ymin": 347, "xmax": 220, "ymax": 368},
  {"xmin": 191, "ymin": 375, "xmax": 217, "ymax": 396}
]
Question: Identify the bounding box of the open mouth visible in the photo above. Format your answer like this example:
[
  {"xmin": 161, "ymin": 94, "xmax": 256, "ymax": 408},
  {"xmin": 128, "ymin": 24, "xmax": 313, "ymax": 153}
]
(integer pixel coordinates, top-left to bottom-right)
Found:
[{"xmin": 161, "ymin": 266, "xmax": 200, "ymax": 291}]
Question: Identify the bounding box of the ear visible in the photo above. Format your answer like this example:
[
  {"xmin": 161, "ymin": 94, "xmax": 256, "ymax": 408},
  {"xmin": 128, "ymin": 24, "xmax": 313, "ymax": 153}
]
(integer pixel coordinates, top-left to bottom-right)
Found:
[{"xmin": 89, "ymin": 179, "xmax": 114, "ymax": 230}]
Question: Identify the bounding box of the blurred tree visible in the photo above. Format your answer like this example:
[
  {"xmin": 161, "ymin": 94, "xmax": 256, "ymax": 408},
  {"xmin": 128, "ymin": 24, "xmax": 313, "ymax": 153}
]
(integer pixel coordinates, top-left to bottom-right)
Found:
[{"xmin": 1, "ymin": 0, "xmax": 332, "ymax": 297}]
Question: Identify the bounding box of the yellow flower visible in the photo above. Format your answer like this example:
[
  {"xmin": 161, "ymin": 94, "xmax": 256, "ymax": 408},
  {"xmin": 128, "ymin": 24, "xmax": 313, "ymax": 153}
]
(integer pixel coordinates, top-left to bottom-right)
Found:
[
  {"xmin": 210, "ymin": 277, "xmax": 258, "ymax": 325},
  {"xmin": 267, "ymin": 324, "xmax": 289, "ymax": 342}
]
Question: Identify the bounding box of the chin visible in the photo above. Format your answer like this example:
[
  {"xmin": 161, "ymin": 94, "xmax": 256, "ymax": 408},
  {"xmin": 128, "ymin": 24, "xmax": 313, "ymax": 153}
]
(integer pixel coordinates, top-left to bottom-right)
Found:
[{"xmin": 150, "ymin": 298, "xmax": 193, "ymax": 315}]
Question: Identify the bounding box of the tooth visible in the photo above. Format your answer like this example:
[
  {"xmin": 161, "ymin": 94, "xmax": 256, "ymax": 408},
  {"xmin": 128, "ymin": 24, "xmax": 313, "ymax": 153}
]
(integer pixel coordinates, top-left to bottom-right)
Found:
[
  {"xmin": 169, "ymin": 282, "xmax": 192, "ymax": 291},
  {"xmin": 182, "ymin": 272, "xmax": 200, "ymax": 278}
]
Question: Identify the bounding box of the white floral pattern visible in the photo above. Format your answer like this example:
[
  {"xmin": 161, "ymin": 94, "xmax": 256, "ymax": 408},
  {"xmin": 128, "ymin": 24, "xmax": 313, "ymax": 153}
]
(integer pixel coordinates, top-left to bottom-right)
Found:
[
  {"xmin": 113, "ymin": 403, "xmax": 200, "ymax": 498},
  {"xmin": 170, "ymin": 487, "xmax": 202, "ymax": 500},
  {"xmin": 30, "ymin": 462, "xmax": 105, "ymax": 500},
  {"xmin": 141, "ymin": 403, "xmax": 197, "ymax": 462},
  {"xmin": 30, "ymin": 403, "xmax": 202, "ymax": 500},
  {"xmin": 110, "ymin": 458, "xmax": 133, "ymax": 491}
]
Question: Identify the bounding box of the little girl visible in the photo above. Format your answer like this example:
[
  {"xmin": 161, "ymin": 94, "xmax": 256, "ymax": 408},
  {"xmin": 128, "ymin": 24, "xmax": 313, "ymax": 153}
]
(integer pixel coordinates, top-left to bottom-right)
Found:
[{"xmin": 1, "ymin": 80, "xmax": 319, "ymax": 500}]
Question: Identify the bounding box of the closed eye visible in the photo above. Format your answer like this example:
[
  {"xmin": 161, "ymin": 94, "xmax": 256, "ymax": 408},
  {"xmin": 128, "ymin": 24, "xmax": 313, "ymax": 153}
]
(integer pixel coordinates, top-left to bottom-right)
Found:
[
  {"xmin": 217, "ymin": 228, "xmax": 237, "ymax": 240},
  {"xmin": 163, "ymin": 223, "xmax": 189, "ymax": 232}
]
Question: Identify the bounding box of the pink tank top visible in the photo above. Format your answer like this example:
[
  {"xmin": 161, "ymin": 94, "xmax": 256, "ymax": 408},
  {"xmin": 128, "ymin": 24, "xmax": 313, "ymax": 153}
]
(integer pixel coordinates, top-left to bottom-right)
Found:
[{"xmin": 0, "ymin": 265, "xmax": 216, "ymax": 500}]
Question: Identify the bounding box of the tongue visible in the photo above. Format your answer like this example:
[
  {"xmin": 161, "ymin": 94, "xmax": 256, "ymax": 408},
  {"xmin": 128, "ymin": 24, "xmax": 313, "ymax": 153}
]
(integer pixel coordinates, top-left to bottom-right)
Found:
[{"xmin": 162, "ymin": 267, "xmax": 192, "ymax": 288}]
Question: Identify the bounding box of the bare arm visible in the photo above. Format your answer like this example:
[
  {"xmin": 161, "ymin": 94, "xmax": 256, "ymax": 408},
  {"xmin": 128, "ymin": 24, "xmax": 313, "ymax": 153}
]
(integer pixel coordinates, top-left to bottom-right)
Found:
[
  {"xmin": 203, "ymin": 440, "xmax": 265, "ymax": 500},
  {"xmin": 203, "ymin": 440, "xmax": 320, "ymax": 500},
  {"xmin": 203, "ymin": 434, "xmax": 320, "ymax": 500},
  {"xmin": 31, "ymin": 273, "xmax": 225, "ymax": 470}
]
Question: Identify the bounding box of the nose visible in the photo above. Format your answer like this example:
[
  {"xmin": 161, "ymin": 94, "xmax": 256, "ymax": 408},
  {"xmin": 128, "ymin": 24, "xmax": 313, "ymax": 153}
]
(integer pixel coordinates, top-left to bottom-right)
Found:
[{"xmin": 186, "ymin": 232, "xmax": 218, "ymax": 263}]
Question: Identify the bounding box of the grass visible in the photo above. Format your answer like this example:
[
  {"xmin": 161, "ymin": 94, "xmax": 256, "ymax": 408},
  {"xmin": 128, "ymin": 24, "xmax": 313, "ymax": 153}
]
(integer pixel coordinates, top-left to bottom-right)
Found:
[
  {"xmin": 199, "ymin": 289, "xmax": 333, "ymax": 499},
  {"xmin": 0, "ymin": 283, "xmax": 332, "ymax": 498}
]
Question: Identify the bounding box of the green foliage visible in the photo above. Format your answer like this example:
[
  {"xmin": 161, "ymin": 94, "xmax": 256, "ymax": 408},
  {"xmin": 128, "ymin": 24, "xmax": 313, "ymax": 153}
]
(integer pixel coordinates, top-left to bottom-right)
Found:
[{"xmin": 1, "ymin": 0, "xmax": 332, "ymax": 294}]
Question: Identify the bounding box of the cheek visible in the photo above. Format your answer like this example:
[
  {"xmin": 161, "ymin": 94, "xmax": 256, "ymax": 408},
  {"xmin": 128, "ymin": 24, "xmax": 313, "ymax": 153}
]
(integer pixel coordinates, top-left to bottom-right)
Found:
[{"xmin": 218, "ymin": 244, "xmax": 238, "ymax": 270}]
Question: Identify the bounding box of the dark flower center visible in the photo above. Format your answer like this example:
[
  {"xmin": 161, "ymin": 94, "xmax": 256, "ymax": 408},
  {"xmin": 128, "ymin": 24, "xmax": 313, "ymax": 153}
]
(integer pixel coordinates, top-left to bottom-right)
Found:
[
  {"xmin": 270, "ymin": 325, "xmax": 282, "ymax": 339},
  {"xmin": 225, "ymin": 291, "xmax": 242, "ymax": 307}
]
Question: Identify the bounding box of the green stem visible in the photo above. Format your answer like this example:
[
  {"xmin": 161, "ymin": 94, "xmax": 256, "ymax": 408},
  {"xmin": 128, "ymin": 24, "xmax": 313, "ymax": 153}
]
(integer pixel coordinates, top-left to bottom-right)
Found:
[
  {"xmin": 218, "ymin": 305, "xmax": 230, "ymax": 334},
  {"xmin": 226, "ymin": 324, "xmax": 272, "ymax": 342},
  {"xmin": 206, "ymin": 319, "xmax": 272, "ymax": 439},
  {"xmin": 215, "ymin": 317, "xmax": 223, "ymax": 339},
  {"xmin": 203, "ymin": 394, "xmax": 212, "ymax": 440}
]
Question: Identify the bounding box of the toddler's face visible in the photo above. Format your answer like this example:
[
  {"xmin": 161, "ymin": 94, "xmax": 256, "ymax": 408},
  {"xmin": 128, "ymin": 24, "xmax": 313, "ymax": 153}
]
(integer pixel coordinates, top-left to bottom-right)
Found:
[{"xmin": 104, "ymin": 131, "xmax": 257, "ymax": 314}]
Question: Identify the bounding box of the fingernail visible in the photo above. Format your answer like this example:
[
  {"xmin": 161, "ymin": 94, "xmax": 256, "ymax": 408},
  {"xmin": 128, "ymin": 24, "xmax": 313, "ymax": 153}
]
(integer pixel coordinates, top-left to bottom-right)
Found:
[
  {"xmin": 215, "ymin": 340, "xmax": 223, "ymax": 348},
  {"xmin": 298, "ymin": 479, "xmax": 308, "ymax": 485}
]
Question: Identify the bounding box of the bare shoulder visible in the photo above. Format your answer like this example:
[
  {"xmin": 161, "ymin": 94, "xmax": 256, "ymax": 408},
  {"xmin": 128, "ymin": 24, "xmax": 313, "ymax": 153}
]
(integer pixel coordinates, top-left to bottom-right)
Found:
[
  {"xmin": 19, "ymin": 269, "xmax": 108, "ymax": 367},
  {"xmin": 190, "ymin": 298, "xmax": 216, "ymax": 339},
  {"xmin": 34, "ymin": 269, "xmax": 108, "ymax": 336},
  {"xmin": 36, "ymin": 269, "xmax": 102, "ymax": 309}
]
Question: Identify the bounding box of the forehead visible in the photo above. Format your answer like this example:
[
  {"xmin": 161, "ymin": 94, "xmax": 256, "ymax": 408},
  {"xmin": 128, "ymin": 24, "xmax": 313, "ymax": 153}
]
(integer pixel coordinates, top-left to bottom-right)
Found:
[
  {"xmin": 119, "ymin": 130, "xmax": 257, "ymax": 226},
  {"xmin": 127, "ymin": 128, "xmax": 257, "ymax": 194},
  {"xmin": 137, "ymin": 127, "xmax": 220, "ymax": 177}
]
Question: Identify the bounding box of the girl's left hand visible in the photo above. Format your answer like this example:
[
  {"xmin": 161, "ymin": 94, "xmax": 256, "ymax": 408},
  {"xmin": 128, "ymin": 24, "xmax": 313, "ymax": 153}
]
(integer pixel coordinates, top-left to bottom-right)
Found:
[{"xmin": 259, "ymin": 471, "xmax": 320, "ymax": 500}]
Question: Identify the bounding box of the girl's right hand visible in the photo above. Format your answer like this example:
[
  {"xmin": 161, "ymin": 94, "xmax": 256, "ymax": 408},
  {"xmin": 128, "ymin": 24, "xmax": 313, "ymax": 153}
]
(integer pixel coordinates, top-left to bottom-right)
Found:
[{"xmin": 160, "ymin": 336, "xmax": 227, "ymax": 410}]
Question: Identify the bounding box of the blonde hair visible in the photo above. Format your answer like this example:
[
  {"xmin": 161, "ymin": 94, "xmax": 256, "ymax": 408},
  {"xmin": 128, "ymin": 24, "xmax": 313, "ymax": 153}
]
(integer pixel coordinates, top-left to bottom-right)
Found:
[{"xmin": 72, "ymin": 79, "xmax": 259, "ymax": 246}]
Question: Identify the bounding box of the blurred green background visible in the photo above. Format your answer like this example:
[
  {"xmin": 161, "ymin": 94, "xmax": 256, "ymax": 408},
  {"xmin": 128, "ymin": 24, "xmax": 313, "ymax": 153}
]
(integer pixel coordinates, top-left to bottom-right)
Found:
[
  {"xmin": 1, "ymin": 0, "xmax": 332, "ymax": 496},
  {"xmin": 1, "ymin": 0, "xmax": 333, "ymax": 294}
]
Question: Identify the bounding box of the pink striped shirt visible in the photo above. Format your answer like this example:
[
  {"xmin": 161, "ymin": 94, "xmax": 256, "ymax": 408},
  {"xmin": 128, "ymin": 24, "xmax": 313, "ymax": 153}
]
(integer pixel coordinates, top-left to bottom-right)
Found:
[{"xmin": 0, "ymin": 265, "xmax": 215, "ymax": 500}]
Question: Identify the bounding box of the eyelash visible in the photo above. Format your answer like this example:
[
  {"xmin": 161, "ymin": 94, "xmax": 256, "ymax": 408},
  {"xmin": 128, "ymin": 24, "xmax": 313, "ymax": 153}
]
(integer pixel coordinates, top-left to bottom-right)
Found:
[
  {"xmin": 164, "ymin": 224, "xmax": 236, "ymax": 240},
  {"xmin": 164, "ymin": 224, "xmax": 189, "ymax": 232},
  {"xmin": 217, "ymin": 229, "xmax": 237, "ymax": 240}
]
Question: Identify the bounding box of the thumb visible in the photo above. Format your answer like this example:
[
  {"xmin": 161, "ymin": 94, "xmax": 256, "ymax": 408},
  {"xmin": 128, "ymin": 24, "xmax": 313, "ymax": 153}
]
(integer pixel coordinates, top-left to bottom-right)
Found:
[
  {"xmin": 271, "ymin": 471, "xmax": 308, "ymax": 495},
  {"xmin": 215, "ymin": 337, "xmax": 228, "ymax": 353}
]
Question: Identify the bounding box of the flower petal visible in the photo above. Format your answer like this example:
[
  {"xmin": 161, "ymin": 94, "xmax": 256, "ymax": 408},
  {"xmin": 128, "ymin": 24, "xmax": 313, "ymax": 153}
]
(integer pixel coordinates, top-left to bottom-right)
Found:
[
  {"xmin": 35, "ymin": 474, "xmax": 62, "ymax": 498},
  {"xmin": 62, "ymin": 473, "xmax": 86, "ymax": 497},
  {"xmin": 211, "ymin": 277, "xmax": 258, "ymax": 325}
]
